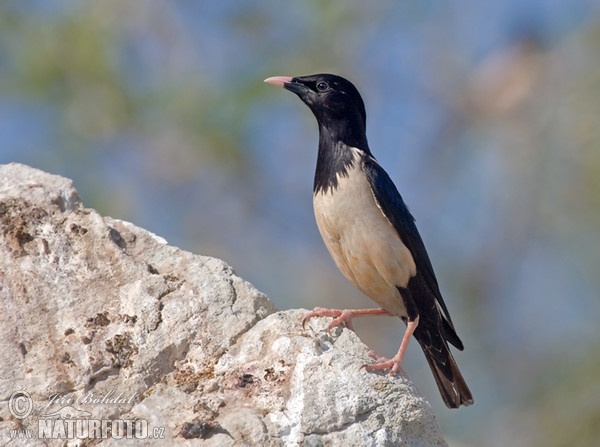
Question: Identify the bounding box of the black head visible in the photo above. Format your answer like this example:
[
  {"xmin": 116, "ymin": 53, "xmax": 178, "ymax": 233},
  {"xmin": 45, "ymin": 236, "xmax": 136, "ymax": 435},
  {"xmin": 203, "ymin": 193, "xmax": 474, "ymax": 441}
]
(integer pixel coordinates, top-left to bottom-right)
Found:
[{"xmin": 265, "ymin": 73, "xmax": 368, "ymax": 149}]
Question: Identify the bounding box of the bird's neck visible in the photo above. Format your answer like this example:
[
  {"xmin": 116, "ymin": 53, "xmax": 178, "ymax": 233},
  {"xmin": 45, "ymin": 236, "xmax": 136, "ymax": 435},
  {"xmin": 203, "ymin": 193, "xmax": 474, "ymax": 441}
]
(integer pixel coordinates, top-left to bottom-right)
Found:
[{"xmin": 313, "ymin": 124, "xmax": 371, "ymax": 195}]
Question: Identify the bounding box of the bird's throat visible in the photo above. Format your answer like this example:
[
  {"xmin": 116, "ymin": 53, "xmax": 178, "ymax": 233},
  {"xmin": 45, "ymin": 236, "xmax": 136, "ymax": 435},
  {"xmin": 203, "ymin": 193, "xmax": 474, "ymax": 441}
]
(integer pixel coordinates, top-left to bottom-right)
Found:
[{"xmin": 313, "ymin": 138, "xmax": 363, "ymax": 195}]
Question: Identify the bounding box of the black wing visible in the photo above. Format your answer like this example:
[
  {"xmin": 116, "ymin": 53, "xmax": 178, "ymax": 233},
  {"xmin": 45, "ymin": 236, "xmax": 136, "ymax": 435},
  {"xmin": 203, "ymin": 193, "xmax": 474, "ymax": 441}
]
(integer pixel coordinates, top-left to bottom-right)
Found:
[{"xmin": 363, "ymin": 155, "xmax": 463, "ymax": 349}]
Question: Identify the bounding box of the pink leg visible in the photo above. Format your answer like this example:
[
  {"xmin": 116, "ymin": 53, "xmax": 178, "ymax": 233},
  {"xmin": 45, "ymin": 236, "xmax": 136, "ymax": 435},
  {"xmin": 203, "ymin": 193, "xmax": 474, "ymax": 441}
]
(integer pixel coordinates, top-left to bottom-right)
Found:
[
  {"xmin": 364, "ymin": 315, "xmax": 419, "ymax": 376},
  {"xmin": 303, "ymin": 307, "xmax": 392, "ymax": 332}
]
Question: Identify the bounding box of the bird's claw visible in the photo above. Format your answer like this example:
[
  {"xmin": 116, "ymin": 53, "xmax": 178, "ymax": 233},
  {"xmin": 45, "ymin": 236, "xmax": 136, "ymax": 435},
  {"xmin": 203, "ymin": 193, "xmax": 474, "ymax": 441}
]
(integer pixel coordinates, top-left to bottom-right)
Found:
[
  {"xmin": 361, "ymin": 357, "xmax": 408, "ymax": 378},
  {"xmin": 302, "ymin": 307, "xmax": 355, "ymax": 332},
  {"xmin": 366, "ymin": 349, "xmax": 388, "ymax": 363}
]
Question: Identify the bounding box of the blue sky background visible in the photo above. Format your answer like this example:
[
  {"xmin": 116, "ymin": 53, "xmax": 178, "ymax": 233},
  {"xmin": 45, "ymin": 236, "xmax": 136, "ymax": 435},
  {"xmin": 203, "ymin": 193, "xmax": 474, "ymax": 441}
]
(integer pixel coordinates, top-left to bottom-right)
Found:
[{"xmin": 2, "ymin": 1, "xmax": 600, "ymax": 445}]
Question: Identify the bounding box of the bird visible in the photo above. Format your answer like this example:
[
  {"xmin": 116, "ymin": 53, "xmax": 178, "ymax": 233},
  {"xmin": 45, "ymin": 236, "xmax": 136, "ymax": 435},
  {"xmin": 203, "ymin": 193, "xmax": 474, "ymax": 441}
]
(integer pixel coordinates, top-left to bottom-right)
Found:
[{"xmin": 264, "ymin": 73, "xmax": 474, "ymax": 408}]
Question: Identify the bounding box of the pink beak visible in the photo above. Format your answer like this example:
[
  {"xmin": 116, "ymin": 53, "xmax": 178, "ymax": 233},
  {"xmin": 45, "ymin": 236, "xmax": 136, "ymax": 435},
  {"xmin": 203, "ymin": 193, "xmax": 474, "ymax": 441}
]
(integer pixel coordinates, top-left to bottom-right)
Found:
[{"xmin": 264, "ymin": 76, "xmax": 293, "ymax": 88}]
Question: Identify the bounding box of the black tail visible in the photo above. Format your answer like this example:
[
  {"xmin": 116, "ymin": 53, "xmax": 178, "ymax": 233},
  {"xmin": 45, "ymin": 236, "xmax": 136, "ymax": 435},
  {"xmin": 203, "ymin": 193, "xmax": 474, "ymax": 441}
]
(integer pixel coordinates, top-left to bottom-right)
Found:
[
  {"xmin": 414, "ymin": 315, "xmax": 474, "ymax": 408},
  {"xmin": 395, "ymin": 275, "xmax": 473, "ymax": 407},
  {"xmin": 422, "ymin": 344, "xmax": 473, "ymax": 408}
]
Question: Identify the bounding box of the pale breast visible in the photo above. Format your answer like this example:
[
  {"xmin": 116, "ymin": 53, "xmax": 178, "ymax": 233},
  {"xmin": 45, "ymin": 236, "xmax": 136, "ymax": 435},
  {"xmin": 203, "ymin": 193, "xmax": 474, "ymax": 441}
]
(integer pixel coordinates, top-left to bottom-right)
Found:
[{"xmin": 313, "ymin": 153, "xmax": 416, "ymax": 317}]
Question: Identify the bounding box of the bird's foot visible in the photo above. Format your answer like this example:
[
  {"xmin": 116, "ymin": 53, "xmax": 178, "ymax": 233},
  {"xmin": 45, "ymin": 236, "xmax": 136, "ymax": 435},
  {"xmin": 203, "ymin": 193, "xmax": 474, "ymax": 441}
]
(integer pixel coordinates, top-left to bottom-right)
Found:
[
  {"xmin": 302, "ymin": 307, "xmax": 356, "ymax": 332},
  {"xmin": 363, "ymin": 355, "xmax": 408, "ymax": 377},
  {"xmin": 366, "ymin": 349, "xmax": 388, "ymax": 363},
  {"xmin": 303, "ymin": 307, "xmax": 392, "ymax": 333},
  {"xmin": 362, "ymin": 316, "xmax": 419, "ymax": 377}
]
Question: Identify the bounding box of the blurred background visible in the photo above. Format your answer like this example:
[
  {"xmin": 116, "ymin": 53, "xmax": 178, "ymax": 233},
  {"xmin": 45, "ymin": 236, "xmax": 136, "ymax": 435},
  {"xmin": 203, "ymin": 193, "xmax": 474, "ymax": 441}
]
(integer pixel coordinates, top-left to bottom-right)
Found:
[{"xmin": 2, "ymin": 1, "xmax": 600, "ymax": 445}]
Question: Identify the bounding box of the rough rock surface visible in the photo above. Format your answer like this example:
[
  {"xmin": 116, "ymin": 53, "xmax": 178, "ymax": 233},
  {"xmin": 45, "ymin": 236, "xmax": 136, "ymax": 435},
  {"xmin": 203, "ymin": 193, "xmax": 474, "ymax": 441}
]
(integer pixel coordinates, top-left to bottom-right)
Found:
[{"xmin": 0, "ymin": 163, "xmax": 447, "ymax": 446}]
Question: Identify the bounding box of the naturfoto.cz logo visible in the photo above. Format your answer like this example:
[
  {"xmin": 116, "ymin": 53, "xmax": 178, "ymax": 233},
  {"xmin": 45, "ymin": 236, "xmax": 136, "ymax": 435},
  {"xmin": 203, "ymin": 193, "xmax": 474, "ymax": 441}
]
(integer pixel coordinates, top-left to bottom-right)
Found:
[{"xmin": 7, "ymin": 390, "xmax": 166, "ymax": 441}]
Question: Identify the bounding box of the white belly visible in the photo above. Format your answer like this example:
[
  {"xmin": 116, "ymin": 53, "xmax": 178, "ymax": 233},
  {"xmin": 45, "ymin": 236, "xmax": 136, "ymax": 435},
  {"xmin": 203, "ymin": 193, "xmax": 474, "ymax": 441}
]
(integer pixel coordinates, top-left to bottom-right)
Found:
[{"xmin": 313, "ymin": 157, "xmax": 416, "ymax": 317}]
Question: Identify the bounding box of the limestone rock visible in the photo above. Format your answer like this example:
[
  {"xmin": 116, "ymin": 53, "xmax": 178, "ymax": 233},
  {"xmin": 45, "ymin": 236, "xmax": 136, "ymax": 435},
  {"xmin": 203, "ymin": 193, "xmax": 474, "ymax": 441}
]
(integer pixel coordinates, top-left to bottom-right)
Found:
[{"xmin": 0, "ymin": 163, "xmax": 447, "ymax": 446}]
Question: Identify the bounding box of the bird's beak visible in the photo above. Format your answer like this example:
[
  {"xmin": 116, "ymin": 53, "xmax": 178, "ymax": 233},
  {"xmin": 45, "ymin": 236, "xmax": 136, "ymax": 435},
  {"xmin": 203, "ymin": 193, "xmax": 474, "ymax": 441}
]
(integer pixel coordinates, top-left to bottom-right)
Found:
[
  {"xmin": 264, "ymin": 76, "xmax": 309, "ymax": 95},
  {"xmin": 264, "ymin": 76, "xmax": 292, "ymax": 88}
]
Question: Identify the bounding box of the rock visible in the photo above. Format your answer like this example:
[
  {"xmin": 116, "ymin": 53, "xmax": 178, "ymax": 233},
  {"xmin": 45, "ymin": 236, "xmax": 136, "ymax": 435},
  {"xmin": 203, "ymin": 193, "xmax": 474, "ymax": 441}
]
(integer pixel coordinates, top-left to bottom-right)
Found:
[{"xmin": 0, "ymin": 163, "xmax": 447, "ymax": 446}]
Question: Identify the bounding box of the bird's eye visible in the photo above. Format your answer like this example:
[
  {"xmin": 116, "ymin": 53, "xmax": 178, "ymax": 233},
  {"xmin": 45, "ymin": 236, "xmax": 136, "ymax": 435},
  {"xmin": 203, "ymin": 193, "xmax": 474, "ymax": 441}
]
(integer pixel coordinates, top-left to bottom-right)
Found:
[{"xmin": 316, "ymin": 81, "xmax": 329, "ymax": 92}]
